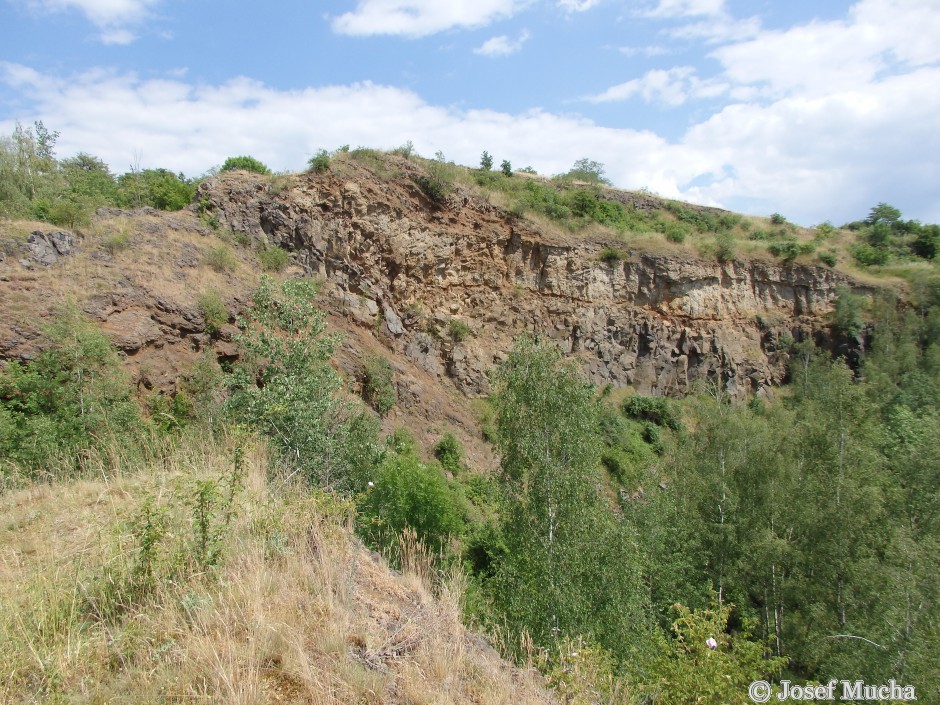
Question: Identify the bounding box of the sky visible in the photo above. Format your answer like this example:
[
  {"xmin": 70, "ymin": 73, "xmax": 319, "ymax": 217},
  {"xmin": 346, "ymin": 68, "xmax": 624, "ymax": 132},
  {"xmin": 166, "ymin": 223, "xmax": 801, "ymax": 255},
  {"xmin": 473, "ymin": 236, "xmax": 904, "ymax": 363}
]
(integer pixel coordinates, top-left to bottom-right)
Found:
[{"xmin": 1, "ymin": 0, "xmax": 939, "ymax": 226}]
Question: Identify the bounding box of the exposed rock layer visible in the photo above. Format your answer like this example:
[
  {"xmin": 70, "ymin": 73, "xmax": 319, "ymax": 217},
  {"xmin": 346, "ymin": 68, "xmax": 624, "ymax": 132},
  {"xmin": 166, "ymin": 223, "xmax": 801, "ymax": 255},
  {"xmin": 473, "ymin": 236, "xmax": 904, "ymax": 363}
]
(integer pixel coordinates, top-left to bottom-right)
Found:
[{"xmin": 199, "ymin": 168, "xmax": 860, "ymax": 398}]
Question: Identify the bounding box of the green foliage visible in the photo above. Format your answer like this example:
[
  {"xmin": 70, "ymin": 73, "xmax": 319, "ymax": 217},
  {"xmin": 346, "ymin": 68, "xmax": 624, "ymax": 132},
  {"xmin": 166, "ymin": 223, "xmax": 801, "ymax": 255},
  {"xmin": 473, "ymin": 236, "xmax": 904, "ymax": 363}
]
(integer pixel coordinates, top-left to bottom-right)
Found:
[
  {"xmin": 434, "ymin": 432, "xmax": 464, "ymax": 473},
  {"xmin": 831, "ymin": 285, "xmax": 865, "ymax": 338},
  {"xmin": 852, "ymin": 242, "xmax": 890, "ymax": 266},
  {"xmin": 197, "ymin": 290, "xmax": 228, "ymax": 334},
  {"xmin": 500, "ymin": 159, "xmax": 512, "ymax": 177},
  {"xmin": 446, "ymin": 319, "xmax": 472, "ymax": 343},
  {"xmin": 116, "ymin": 168, "xmax": 194, "ymax": 211},
  {"xmin": 645, "ymin": 602, "xmax": 786, "ymax": 705},
  {"xmin": 480, "ymin": 150, "xmax": 493, "ymax": 171},
  {"xmin": 564, "ymin": 158, "xmax": 610, "ymax": 185},
  {"xmin": 203, "ymin": 243, "xmax": 236, "ymax": 272},
  {"xmin": 623, "ymin": 394, "xmax": 683, "ymax": 430},
  {"xmin": 912, "ymin": 224, "xmax": 939, "ymax": 259},
  {"xmin": 220, "ymin": 155, "xmax": 271, "ymax": 175},
  {"xmin": 866, "ymin": 202, "xmax": 902, "ymax": 226},
  {"xmin": 486, "ymin": 338, "xmax": 650, "ymax": 662},
  {"xmin": 257, "ymin": 245, "xmax": 290, "ymax": 272},
  {"xmin": 818, "ymin": 249, "xmax": 837, "ymax": 267},
  {"xmin": 357, "ymin": 451, "xmax": 466, "ymax": 552},
  {"xmin": 0, "ymin": 303, "xmax": 144, "ymax": 477},
  {"xmin": 770, "ymin": 212, "xmax": 786, "ymax": 225},
  {"xmin": 307, "ymin": 149, "xmax": 331, "ymax": 174},
  {"xmin": 226, "ymin": 276, "xmax": 379, "ymax": 492},
  {"xmin": 599, "ymin": 246, "xmax": 626, "ymax": 265},
  {"xmin": 715, "ymin": 232, "xmax": 736, "ymax": 262},
  {"xmin": 414, "ymin": 153, "xmax": 455, "ymax": 204},
  {"xmin": 362, "ymin": 355, "xmax": 396, "ymax": 416}
]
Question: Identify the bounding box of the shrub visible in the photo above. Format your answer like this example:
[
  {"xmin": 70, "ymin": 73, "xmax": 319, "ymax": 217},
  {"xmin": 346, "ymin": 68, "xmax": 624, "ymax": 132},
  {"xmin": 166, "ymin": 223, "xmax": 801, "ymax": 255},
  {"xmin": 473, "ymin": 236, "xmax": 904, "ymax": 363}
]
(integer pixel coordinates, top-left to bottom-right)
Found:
[
  {"xmin": 357, "ymin": 453, "xmax": 466, "ymax": 552},
  {"xmin": 767, "ymin": 239, "xmax": 799, "ymax": 263},
  {"xmin": 307, "ymin": 149, "xmax": 331, "ymax": 174},
  {"xmin": 363, "ymin": 355, "xmax": 397, "ymax": 416},
  {"xmin": 446, "ymin": 319, "xmax": 472, "ymax": 343},
  {"xmin": 414, "ymin": 155, "xmax": 454, "ymax": 204},
  {"xmin": 434, "ymin": 432, "xmax": 464, "ymax": 473},
  {"xmin": 715, "ymin": 232, "xmax": 736, "ymax": 262},
  {"xmin": 599, "ymin": 247, "xmax": 626, "ymax": 265},
  {"xmin": 852, "ymin": 243, "xmax": 889, "ymax": 266},
  {"xmin": 831, "ymin": 285, "xmax": 865, "ymax": 338},
  {"xmin": 203, "ymin": 243, "xmax": 236, "ymax": 272},
  {"xmin": 622, "ymin": 394, "xmax": 683, "ymax": 430},
  {"xmin": 770, "ymin": 212, "xmax": 786, "ymax": 225},
  {"xmin": 480, "ymin": 150, "xmax": 493, "ymax": 171},
  {"xmin": 664, "ymin": 223, "xmax": 688, "ymax": 244},
  {"xmin": 500, "ymin": 160, "xmax": 512, "ymax": 177},
  {"xmin": 102, "ymin": 230, "xmax": 131, "ymax": 255},
  {"xmin": 197, "ymin": 290, "xmax": 228, "ymax": 334},
  {"xmin": 220, "ymin": 156, "xmax": 271, "ymax": 175},
  {"xmin": 0, "ymin": 303, "xmax": 144, "ymax": 475},
  {"xmin": 258, "ymin": 246, "xmax": 290, "ymax": 272},
  {"xmin": 818, "ymin": 250, "xmax": 838, "ymax": 267}
]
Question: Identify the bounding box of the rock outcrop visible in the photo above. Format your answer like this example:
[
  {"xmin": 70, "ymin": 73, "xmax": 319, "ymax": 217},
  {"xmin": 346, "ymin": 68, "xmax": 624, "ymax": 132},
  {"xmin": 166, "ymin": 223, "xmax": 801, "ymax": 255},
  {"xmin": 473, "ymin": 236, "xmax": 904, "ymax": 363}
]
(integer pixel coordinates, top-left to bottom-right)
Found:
[{"xmin": 197, "ymin": 167, "xmax": 860, "ymax": 399}]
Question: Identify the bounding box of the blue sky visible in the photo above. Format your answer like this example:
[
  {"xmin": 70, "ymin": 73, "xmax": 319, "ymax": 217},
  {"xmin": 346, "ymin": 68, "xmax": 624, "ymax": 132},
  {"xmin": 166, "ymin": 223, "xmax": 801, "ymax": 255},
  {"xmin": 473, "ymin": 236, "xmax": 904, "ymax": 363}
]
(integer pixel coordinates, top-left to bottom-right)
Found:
[{"xmin": 2, "ymin": 0, "xmax": 939, "ymax": 225}]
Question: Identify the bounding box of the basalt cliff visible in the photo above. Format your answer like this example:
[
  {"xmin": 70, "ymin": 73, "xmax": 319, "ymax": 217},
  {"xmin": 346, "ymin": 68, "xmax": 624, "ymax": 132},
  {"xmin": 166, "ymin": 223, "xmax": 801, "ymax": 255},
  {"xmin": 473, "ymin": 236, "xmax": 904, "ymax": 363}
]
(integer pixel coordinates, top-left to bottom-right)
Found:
[{"xmin": 196, "ymin": 160, "xmax": 859, "ymax": 401}]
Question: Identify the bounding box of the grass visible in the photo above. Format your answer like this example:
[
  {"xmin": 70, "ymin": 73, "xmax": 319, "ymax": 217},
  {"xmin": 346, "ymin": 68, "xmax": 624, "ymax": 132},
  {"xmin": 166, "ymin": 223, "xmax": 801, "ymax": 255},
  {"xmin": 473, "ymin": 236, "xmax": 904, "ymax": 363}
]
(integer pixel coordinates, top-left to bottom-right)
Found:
[{"xmin": 0, "ymin": 433, "xmax": 554, "ymax": 704}]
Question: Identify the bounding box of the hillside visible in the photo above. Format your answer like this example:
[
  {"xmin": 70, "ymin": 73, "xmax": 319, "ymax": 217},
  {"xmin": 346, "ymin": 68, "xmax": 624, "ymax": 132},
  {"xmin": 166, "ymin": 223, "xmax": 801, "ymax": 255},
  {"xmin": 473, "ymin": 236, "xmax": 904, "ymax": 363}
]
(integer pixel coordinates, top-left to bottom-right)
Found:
[{"xmin": 2, "ymin": 148, "xmax": 939, "ymax": 703}]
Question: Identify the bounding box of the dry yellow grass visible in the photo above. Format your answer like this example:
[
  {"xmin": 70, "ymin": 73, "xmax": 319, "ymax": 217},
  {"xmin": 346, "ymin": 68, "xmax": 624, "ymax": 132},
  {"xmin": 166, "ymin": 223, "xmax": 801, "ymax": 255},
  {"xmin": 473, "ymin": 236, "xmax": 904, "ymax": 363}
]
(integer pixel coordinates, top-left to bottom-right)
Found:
[{"xmin": 0, "ymin": 435, "xmax": 554, "ymax": 705}]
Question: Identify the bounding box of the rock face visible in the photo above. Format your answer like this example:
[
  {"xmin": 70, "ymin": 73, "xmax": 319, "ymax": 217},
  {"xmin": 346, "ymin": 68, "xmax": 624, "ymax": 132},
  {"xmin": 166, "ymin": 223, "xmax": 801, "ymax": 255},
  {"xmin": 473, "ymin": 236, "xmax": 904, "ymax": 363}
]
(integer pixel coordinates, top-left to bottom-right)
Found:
[
  {"xmin": 26, "ymin": 230, "xmax": 76, "ymax": 266},
  {"xmin": 197, "ymin": 168, "xmax": 861, "ymax": 399}
]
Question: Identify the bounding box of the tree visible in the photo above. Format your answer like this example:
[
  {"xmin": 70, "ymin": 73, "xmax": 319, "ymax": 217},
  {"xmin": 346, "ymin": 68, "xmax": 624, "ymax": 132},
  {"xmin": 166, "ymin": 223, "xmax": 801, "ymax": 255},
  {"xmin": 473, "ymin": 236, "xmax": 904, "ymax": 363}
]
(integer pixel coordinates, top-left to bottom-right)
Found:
[
  {"xmin": 220, "ymin": 155, "xmax": 271, "ymax": 175},
  {"xmin": 866, "ymin": 202, "xmax": 902, "ymax": 227},
  {"xmin": 566, "ymin": 158, "xmax": 610, "ymax": 185},
  {"xmin": 480, "ymin": 150, "xmax": 493, "ymax": 171},
  {"xmin": 488, "ymin": 338, "xmax": 649, "ymax": 661},
  {"xmin": 226, "ymin": 276, "xmax": 379, "ymax": 492},
  {"xmin": 500, "ymin": 159, "xmax": 512, "ymax": 177},
  {"xmin": 307, "ymin": 149, "xmax": 330, "ymax": 173}
]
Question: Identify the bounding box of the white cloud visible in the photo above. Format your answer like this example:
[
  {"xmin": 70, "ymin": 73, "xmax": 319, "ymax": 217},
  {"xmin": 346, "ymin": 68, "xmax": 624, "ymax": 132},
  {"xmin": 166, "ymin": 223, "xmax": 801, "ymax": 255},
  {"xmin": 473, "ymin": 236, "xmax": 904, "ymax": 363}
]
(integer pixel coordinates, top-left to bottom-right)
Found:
[
  {"xmin": 642, "ymin": 0, "xmax": 724, "ymax": 18},
  {"xmin": 667, "ymin": 15, "xmax": 760, "ymax": 43},
  {"xmin": 618, "ymin": 45, "xmax": 670, "ymax": 57},
  {"xmin": 557, "ymin": 0, "xmax": 602, "ymax": 11},
  {"xmin": 99, "ymin": 27, "xmax": 137, "ymax": 45},
  {"xmin": 20, "ymin": 0, "xmax": 160, "ymax": 43},
  {"xmin": 586, "ymin": 66, "xmax": 727, "ymax": 106},
  {"xmin": 331, "ymin": 0, "xmax": 529, "ymax": 37},
  {"xmin": 474, "ymin": 29, "xmax": 530, "ymax": 56},
  {"xmin": 23, "ymin": 0, "xmax": 157, "ymax": 26}
]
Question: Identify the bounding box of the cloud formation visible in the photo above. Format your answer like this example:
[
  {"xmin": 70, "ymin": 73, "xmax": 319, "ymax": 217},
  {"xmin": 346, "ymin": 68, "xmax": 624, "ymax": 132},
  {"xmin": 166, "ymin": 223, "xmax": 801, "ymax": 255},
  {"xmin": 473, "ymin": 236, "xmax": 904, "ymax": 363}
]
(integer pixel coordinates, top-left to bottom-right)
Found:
[
  {"xmin": 474, "ymin": 30, "xmax": 530, "ymax": 56},
  {"xmin": 331, "ymin": 0, "xmax": 529, "ymax": 37},
  {"xmin": 19, "ymin": 0, "xmax": 159, "ymax": 41}
]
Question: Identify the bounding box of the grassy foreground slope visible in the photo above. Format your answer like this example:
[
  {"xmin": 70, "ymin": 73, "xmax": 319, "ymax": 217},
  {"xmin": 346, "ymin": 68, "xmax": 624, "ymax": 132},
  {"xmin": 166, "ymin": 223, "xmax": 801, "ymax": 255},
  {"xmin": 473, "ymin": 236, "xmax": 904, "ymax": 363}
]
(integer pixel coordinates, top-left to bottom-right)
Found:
[{"xmin": 0, "ymin": 433, "xmax": 552, "ymax": 704}]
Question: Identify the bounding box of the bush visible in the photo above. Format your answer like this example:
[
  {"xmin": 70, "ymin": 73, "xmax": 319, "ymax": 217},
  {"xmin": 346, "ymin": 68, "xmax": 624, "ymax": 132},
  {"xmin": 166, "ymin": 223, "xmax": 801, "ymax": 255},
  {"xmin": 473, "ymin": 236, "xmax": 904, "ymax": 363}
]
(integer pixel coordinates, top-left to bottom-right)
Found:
[
  {"xmin": 102, "ymin": 231, "xmax": 131, "ymax": 255},
  {"xmin": 307, "ymin": 149, "xmax": 331, "ymax": 174},
  {"xmin": 363, "ymin": 356, "xmax": 397, "ymax": 416},
  {"xmin": 357, "ymin": 453, "xmax": 466, "ymax": 552},
  {"xmin": 852, "ymin": 243, "xmax": 889, "ymax": 266},
  {"xmin": 622, "ymin": 394, "xmax": 683, "ymax": 430},
  {"xmin": 197, "ymin": 290, "xmax": 228, "ymax": 334},
  {"xmin": 0, "ymin": 303, "xmax": 144, "ymax": 475},
  {"xmin": 203, "ymin": 244, "xmax": 236, "ymax": 272},
  {"xmin": 414, "ymin": 155, "xmax": 454, "ymax": 204},
  {"xmin": 258, "ymin": 246, "xmax": 290, "ymax": 272},
  {"xmin": 770, "ymin": 212, "xmax": 786, "ymax": 225},
  {"xmin": 446, "ymin": 319, "xmax": 472, "ymax": 343},
  {"xmin": 500, "ymin": 160, "xmax": 512, "ymax": 177},
  {"xmin": 599, "ymin": 247, "xmax": 626, "ymax": 265},
  {"xmin": 434, "ymin": 432, "xmax": 464, "ymax": 473},
  {"xmin": 767, "ymin": 239, "xmax": 799, "ymax": 263},
  {"xmin": 480, "ymin": 151, "xmax": 493, "ymax": 171},
  {"xmin": 715, "ymin": 232, "xmax": 736, "ymax": 262},
  {"xmin": 220, "ymin": 156, "xmax": 271, "ymax": 175},
  {"xmin": 818, "ymin": 250, "xmax": 838, "ymax": 267}
]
